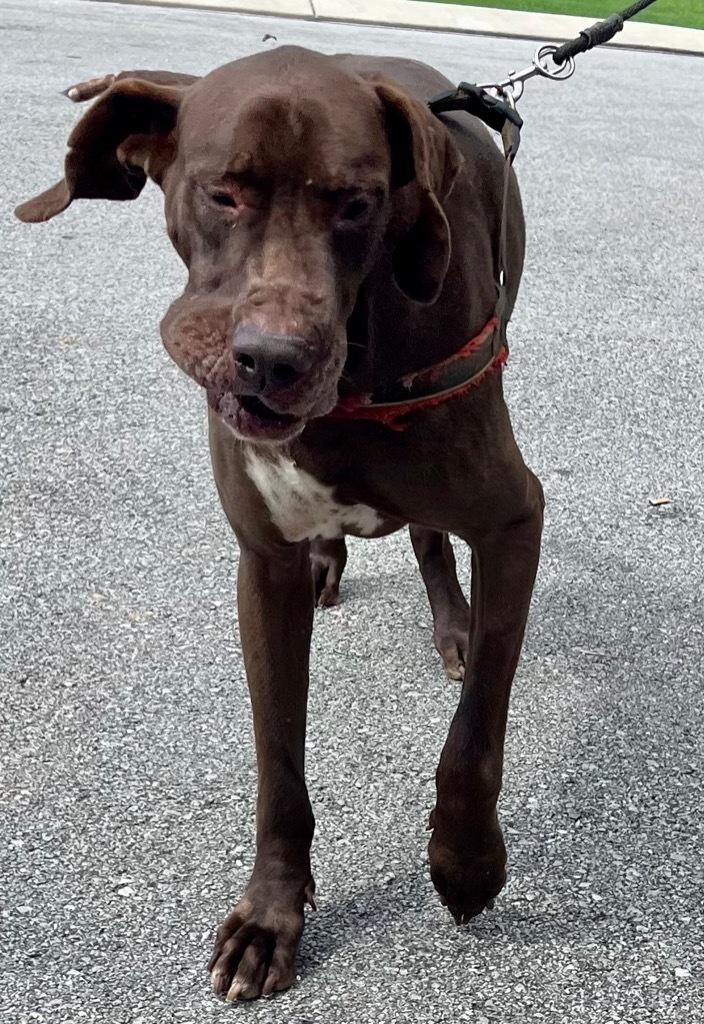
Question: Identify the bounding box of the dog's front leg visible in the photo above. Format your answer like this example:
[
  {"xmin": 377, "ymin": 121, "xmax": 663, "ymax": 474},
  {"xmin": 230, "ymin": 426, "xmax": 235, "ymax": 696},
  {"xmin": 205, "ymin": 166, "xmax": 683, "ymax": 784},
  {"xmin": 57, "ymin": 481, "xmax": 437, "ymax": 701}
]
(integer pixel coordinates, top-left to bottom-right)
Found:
[
  {"xmin": 429, "ymin": 469, "xmax": 544, "ymax": 924},
  {"xmin": 209, "ymin": 540, "xmax": 315, "ymax": 1001}
]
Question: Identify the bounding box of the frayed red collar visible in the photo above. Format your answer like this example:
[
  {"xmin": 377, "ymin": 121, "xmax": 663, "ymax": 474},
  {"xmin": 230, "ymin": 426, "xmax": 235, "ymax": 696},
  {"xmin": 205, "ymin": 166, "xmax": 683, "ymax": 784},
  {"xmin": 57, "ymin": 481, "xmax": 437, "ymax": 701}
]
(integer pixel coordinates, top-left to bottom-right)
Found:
[{"xmin": 326, "ymin": 316, "xmax": 506, "ymax": 431}]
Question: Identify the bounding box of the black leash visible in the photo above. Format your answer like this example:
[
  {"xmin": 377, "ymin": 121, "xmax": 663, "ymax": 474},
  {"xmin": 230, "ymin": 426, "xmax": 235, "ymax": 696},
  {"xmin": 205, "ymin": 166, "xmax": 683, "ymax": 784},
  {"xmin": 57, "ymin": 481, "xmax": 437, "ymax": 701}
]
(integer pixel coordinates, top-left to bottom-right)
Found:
[
  {"xmin": 428, "ymin": 0, "xmax": 661, "ymax": 154},
  {"xmin": 553, "ymin": 0, "xmax": 660, "ymax": 65},
  {"xmin": 427, "ymin": 0, "xmax": 660, "ymax": 330}
]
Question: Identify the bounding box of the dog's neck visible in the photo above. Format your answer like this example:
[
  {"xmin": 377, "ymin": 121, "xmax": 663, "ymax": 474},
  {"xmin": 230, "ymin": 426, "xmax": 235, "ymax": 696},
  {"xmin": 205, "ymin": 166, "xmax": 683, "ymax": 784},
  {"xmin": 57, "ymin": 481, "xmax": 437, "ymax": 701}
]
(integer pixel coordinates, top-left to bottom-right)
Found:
[{"xmin": 342, "ymin": 255, "xmax": 486, "ymax": 396}]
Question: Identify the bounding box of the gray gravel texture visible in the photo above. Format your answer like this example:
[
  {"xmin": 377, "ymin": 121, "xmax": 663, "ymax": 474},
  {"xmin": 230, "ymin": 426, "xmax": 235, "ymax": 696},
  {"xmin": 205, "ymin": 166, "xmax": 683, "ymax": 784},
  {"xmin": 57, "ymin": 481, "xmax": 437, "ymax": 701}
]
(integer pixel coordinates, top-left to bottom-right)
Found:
[{"xmin": 1, "ymin": 1, "xmax": 703, "ymax": 1022}]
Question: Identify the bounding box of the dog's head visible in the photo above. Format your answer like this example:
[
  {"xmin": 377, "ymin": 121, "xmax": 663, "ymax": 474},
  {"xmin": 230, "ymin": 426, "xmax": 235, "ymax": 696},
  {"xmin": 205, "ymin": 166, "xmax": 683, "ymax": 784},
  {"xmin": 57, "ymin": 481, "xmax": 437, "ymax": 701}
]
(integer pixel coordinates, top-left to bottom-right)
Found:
[{"xmin": 16, "ymin": 47, "xmax": 462, "ymax": 443}]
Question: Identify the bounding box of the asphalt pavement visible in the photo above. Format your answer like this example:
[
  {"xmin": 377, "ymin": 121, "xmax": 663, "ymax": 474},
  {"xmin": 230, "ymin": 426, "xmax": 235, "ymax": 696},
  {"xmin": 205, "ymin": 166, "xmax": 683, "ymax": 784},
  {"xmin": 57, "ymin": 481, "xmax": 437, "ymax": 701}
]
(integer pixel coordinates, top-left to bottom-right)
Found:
[{"xmin": 1, "ymin": 2, "xmax": 703, "ymax": 1022}]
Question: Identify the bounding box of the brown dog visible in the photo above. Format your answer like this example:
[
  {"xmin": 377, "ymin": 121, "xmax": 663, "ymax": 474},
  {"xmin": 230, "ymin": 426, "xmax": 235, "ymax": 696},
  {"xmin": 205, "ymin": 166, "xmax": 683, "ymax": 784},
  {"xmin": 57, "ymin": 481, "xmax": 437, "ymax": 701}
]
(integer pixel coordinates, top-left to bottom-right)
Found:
[{"xmin": 16, "ymin": 46, "xmax": 544, "ymax": 1002}]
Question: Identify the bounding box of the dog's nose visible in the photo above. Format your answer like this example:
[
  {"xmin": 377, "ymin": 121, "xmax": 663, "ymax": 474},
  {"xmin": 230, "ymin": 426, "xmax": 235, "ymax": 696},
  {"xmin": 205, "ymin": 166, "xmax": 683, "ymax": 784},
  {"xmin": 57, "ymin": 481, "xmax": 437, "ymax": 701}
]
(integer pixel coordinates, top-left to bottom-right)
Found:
[{"xmin": 231, "ymin": 324, "xmax": 312, "ymax": 396}]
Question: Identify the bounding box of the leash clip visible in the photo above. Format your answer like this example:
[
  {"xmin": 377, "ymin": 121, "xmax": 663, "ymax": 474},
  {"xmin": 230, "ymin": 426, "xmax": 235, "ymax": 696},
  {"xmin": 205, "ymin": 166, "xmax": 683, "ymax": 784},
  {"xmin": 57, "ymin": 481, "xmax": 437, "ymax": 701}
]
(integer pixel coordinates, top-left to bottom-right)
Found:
[{"xmin": 478, "ymin": 44, "xmax": 576, "ymax": 106}]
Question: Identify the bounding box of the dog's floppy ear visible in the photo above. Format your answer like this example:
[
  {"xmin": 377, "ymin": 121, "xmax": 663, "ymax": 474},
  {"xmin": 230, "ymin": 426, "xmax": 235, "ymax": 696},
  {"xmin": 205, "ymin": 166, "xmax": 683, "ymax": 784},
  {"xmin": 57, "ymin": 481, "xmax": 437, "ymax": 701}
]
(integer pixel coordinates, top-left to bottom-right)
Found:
[
  {"xmin": 62, "ymin": 69, "xmax": 199, "ymax": 104},
  {"xmin": 370, "ymin": 77, "xmax": 463, "ymax": 304},
  {"xmin": 15, "ymin": 76, "xmax": 191, "ymax": 224}
]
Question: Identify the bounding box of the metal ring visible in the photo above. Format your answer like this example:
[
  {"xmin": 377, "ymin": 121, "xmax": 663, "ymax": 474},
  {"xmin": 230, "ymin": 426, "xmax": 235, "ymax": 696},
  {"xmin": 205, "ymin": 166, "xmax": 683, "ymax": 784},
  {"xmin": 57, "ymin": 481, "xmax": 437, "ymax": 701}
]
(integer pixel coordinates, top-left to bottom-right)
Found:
[
  {"xmin": 533, "ymin": 44, "xmax": 576, "ymax": 82},
  {"xmin": 499, "ymin": 86, "xmax": 518, "ymax": 109}
]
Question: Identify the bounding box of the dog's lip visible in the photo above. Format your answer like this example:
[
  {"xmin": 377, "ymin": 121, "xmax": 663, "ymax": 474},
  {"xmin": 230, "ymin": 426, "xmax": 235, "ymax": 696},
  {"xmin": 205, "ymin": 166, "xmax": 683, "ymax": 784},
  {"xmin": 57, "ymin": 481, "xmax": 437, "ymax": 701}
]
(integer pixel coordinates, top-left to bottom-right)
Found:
[{"xmin": 207, "ymin": 390, "xmax": 305, "ymax": 442}]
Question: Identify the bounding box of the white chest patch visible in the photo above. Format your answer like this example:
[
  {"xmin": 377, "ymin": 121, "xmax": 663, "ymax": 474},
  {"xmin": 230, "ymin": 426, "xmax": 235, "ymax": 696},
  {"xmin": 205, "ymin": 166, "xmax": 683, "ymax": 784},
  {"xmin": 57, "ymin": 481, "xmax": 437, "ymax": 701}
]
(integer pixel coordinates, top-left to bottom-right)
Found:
[{"xmin": 244, "ymin": 449, "xmax": 383, "ymax": 543}]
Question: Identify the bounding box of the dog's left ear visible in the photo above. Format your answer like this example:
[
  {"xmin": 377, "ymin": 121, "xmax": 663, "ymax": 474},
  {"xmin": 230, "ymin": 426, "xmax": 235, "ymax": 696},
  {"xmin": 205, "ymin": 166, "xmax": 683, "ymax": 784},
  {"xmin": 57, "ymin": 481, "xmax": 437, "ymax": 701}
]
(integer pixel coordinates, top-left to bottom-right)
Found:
[{"xmin": 371, "ymin": 78, "xmax": 463, "ymax": 304}]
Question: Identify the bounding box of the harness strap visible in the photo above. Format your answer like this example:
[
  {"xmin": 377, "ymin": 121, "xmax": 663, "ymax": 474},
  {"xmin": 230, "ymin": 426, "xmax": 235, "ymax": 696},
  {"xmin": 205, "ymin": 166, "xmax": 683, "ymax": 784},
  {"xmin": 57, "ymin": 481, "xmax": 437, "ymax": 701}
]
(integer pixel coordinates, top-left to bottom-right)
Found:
[
  {"xmin": 426, "ymin": 86, "xmax": 519, "ymax": 338},
  {"xmin": 497, "ymin": 119, "xmax": 519, "ymax": 325}
]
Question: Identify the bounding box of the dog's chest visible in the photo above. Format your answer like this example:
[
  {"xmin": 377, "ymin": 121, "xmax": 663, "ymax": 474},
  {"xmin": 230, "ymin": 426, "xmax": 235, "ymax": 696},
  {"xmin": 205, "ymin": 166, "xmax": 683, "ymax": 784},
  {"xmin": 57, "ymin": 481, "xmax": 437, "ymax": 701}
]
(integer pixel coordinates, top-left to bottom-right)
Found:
[{"xmin": 244, "ymin": 450, "xmax": 382, "ymax": 543}]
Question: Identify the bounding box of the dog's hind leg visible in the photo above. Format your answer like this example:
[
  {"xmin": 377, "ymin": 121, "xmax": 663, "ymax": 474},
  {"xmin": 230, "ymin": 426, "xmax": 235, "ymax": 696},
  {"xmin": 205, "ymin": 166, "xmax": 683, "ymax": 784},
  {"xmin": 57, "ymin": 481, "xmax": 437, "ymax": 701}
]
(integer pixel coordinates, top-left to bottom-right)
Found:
[
  {"xmin": 310, "ymin": 537, "xmax": 347, "ymax": 607},
  {"xmin": 410, "ymin": 526, "xmax": 470, "ymax": 681}
]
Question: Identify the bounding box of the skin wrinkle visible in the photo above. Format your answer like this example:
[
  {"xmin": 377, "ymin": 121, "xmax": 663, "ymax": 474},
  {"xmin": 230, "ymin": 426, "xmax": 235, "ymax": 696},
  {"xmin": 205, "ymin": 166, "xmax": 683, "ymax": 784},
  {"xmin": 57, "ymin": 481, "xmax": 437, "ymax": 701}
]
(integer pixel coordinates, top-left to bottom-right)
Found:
[{"xmin": 169, "ymin": 84, "xmax": 376, "ymax": 425}]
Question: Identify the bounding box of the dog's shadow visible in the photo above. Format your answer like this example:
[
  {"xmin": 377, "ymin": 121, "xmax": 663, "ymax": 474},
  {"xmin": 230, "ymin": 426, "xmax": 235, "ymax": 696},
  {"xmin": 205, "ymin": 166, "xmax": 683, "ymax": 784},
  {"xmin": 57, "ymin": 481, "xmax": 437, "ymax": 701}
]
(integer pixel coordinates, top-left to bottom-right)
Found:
[
  {"xmin": 298, "ymin": 865, "xmax": 428, "ymax": 976},
  {"xmin": 295, "ymin": 846, "xmax": 638, "ymax": 986}
]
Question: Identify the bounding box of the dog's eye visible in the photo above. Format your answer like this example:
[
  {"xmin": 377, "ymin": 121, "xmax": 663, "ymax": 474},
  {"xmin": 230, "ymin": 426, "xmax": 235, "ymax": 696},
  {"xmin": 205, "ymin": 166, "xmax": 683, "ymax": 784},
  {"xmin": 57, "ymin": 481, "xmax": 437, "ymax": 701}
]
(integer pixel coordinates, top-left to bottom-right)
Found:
[
  {"xmin": 210, "ymin": 191, "xmax": 239, "ymax": 210},
  {"xmin": 338, "ymin": 197, "xmax": 371, "ymax": 223}
]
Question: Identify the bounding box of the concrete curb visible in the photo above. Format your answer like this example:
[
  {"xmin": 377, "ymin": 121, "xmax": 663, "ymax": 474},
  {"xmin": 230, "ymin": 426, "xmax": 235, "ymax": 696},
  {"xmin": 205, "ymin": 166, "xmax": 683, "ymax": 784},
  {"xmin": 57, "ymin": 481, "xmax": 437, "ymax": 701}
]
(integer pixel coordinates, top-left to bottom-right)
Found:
[{"xmin": 87, "ymin": 0, "xmax": 704, "ymax": 56}]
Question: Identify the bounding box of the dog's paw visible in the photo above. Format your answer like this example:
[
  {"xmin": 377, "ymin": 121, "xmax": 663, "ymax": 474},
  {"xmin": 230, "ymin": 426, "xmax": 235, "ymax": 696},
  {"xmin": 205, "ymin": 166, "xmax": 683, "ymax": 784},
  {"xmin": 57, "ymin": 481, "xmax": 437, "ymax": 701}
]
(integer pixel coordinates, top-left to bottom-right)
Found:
[
  {"xmin": 434, "ymin": 630, "xmax": 468, "ymax": 680},
  {"xmin": 428, "ymin": 809, "xmax": 506, "ymax": 924},
  {"xmin": 432, "ymin": 613, "xmax": 470, "ymax": 681},
  {"xmin": 208, "ymin": 884, "xmax": 314, "ymax": 1001},
  {"xmin": 310, "ymin": 537, "xmax": 347, "ymax": 608}
]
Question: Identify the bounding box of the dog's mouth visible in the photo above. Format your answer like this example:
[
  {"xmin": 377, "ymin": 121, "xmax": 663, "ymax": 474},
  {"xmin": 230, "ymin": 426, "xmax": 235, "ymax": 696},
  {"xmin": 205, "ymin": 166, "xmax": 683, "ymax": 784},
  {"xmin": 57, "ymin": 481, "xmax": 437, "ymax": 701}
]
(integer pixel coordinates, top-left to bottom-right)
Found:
[{"xmin": 207, "ymin": 390, "xmax": 305, "ymax": 443}]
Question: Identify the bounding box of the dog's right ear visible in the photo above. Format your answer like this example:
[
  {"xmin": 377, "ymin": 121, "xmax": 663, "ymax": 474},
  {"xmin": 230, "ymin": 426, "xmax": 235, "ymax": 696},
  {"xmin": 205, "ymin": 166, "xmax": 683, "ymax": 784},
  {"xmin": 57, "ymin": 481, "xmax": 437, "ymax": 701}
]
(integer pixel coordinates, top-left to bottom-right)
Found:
[{"xmin": 14, "ymin": 77, "xmax": 192, "ymax": 224}]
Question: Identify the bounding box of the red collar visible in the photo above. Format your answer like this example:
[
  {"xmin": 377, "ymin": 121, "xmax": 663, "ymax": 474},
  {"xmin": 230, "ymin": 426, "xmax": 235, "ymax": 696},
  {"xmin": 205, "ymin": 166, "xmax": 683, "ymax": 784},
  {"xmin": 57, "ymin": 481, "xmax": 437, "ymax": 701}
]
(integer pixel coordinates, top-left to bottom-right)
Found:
[{"xmin": 326, "ymin": 316, "xmax": 506, "ymax": 431}]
